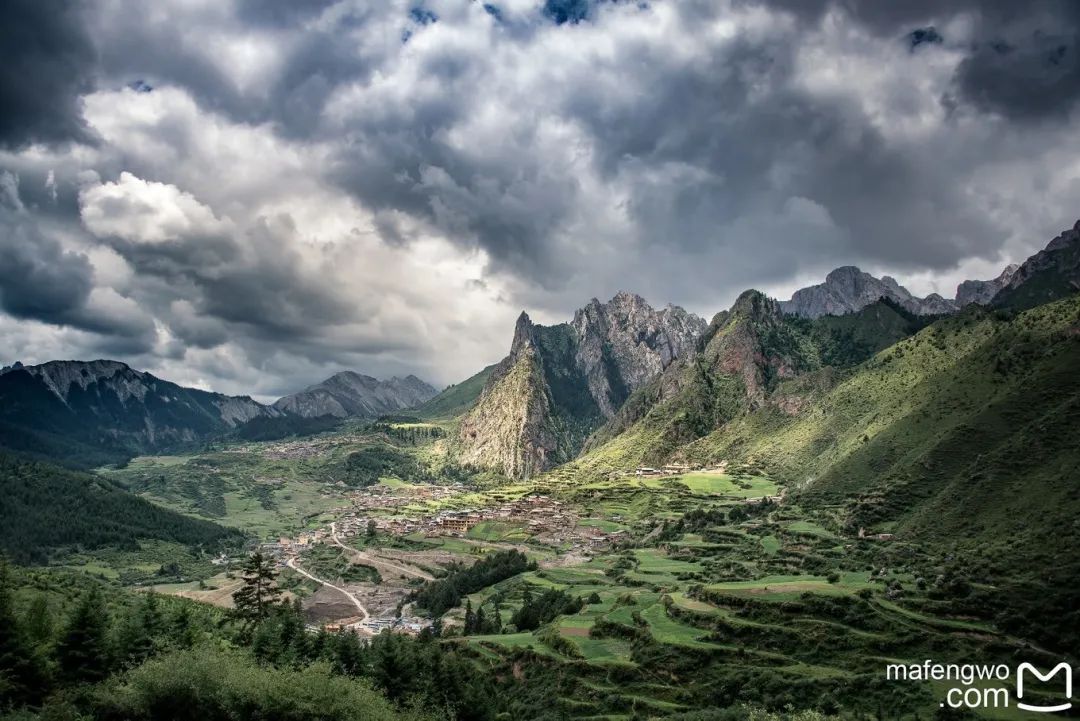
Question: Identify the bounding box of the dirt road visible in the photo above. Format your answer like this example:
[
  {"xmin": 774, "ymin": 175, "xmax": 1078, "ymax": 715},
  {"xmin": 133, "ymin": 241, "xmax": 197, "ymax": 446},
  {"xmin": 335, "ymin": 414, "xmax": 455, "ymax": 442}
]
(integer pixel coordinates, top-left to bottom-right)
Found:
[
  {"xmin": 329, "ymin": 523, "xmax": 435, "ymax": 581},
  {"xmin": 286, "ymin": 556, "xmax": 369, "ymax": 624}
]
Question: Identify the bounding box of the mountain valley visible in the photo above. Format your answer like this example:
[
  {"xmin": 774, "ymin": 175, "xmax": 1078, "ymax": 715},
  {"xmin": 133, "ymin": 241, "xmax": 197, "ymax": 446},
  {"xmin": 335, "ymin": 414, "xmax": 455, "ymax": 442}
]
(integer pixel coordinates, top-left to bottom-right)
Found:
[{"xmin": 2, "ymin": 221, "xmax": 1079, "ymax": 721}]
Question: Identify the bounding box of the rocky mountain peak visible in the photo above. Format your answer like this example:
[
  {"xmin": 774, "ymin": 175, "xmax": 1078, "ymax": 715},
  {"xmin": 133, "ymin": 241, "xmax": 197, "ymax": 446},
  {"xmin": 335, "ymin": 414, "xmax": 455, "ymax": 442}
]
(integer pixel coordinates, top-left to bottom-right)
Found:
[
  {"xmin": 459, "ymin": 292, "xmax": 707, "ymax": 479},
  {"xmin": 510, "ymin": 311, "xmax": 536, "ymax": 355},
  {"xmin": 992, "ymin": 219, "xmax": 1080, "ymax": 310},
  {"xmin": 274, "ymin": 369, "xmax": 437, "ymax": 419},
  {"xmin": 21, "ymin": 359, "xmax": 142, "ymax": 402},
  {"xmin": 731, "ymin": 289, "xmax": 779, "ymax": 319},
  {"xmin": 0, "ymin": 360, "xmax": 24, "ymax": 376},
  {"xmin": 781, "ymin": 266, "xmax": 955, "ymax": 319},
  {"xmin": 570, "ymin": 292, "xmax": 707, "ymax": 416},
  {"xmin": 1046, "ymin": 219, "xmax": 1080, "ymax": 251},
  {"xmin": 955, "ymin": 264, "xmax": 1020, "ymax": 307}
]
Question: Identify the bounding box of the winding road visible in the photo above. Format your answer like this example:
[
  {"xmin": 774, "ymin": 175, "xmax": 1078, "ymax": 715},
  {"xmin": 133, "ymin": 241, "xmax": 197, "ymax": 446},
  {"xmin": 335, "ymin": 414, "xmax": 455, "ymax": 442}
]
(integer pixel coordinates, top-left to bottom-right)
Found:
[
  {"xmin": 329, "ymin": 522, "xmax": 435, "ymax": 581},
  {"xmin": 285, "ymin": 556, "xmax": 369, "ymax": 624}
]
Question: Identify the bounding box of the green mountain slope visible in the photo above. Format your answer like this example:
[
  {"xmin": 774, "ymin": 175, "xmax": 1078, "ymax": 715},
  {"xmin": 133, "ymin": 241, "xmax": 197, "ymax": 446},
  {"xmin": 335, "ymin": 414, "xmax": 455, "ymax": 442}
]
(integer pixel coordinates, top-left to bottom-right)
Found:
[
  {"xmin": 682, "ymin": 296, "xmax": 1080, "ymax": 553},
  {"xmin": 0, "ymin": 454, "xmax": 242, "ymax": 564},
  {"xmin": 457, "ymin": 325, "xmax": 568, "ymax": 478},
  {"xmin": 411, "ymin": 364, "xmax": 497, "ymax": 420},
  {"xmin": 574, "ymin": 295, "xmax": 931, "ymax": 475}
]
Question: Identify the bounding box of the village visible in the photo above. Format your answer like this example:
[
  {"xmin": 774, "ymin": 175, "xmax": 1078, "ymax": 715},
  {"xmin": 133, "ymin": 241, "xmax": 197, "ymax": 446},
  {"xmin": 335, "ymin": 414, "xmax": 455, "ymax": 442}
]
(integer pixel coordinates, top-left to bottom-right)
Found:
[
  {"xmin": 248, "ymin": 480, "xmax": 635, "ymax": 636},
  {"xmin": 261, "ymin": 481, "xmax": 633, "ymax": 561}
]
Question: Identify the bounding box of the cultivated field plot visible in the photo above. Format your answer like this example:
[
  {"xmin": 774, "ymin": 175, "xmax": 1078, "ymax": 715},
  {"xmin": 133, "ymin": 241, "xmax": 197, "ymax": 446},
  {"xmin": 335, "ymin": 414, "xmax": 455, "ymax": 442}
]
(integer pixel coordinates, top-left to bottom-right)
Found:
[{"xmin": 678, "ymin": 472, "xmax": 779, "ymax": 497}]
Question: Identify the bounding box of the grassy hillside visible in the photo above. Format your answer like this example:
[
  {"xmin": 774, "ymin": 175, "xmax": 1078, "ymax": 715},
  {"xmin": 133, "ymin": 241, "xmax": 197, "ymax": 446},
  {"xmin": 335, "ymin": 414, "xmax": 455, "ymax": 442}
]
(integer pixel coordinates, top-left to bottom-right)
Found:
[
  {"xmin": 573, "ymin": 293, "xmax": 1080, "ymax": 564},
  {"xmin": 0, "ymin": 454, "xmax": 243, "ymax": 565},
  {"xmin": 574, "ymin": 296, "xmax": 931, "ymax": 476},
  {"xmin": 563, "ymin": 293, "xmax": 1080, "ymax": 655},
  {"xmin": 683, "ymin": 297, "xmax": 1080, "ymax": 543},
  {"xmin": 411, "ymin": 364, "xmax": 496, "ymax": 420}
]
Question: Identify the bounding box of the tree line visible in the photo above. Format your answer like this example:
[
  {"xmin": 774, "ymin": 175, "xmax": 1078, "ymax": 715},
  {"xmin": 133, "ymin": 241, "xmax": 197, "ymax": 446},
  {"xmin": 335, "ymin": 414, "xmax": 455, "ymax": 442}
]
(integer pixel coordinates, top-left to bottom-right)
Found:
[
  {"xmin": 410, "ymin": 550, "xmax": 534, "ymax": 617},
  {"xmin": 0, "ymin": 454, "xmax": 242, "ymax": 565}
]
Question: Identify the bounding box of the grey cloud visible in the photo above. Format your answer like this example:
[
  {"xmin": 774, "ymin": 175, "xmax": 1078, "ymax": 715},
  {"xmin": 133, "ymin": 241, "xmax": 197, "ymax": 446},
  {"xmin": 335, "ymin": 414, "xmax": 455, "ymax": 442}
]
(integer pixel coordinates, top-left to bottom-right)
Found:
[
  {"xmin": 2, "ymin": 0, "xmax": 1078, "ymax": 399},
  {"xmin": 953, "ymin": 29, "xmax": 1080, "ymax": 121},
  {"xmin": 0, "ymin": 173, "xmax": 157, "ymax": 350},
  {"xmin": 0, "ymin": 213, "xmax": 94, "ymax": 323},
  {"xmin": 328, "ymin": 1, "xmax": 1005, "ymax": 303},
  {"xmin": 0, "ymin": 0, "xmax": 97, "ymax": 149},
  {"xmin": 88, "ymin": 1, "xmax": 385, "ymax": 137},
  {"xmin": 233, "ymin": 0, "xmax": 341, "ymax": 28},
  {"xmin": 747, "ymin": 0, "xmax": 1080, "ymax": 121}
]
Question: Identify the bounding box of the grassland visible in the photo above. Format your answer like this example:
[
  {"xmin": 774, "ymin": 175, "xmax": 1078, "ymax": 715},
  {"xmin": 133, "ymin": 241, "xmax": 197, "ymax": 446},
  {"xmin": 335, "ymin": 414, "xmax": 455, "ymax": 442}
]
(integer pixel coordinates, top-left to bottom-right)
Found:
[
  {"xmin": 75, "ymin": 296, "xmax": 1080, "ymax": 719},
  {"xmin": 429, "ymin": 464, "xmax": 1071, "ymax": 720}
]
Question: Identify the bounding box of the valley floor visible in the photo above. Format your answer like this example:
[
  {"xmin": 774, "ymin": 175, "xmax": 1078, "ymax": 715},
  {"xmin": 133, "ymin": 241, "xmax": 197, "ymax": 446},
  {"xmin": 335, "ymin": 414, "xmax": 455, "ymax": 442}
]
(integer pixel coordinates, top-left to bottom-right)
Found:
[{"xmin": 81, "ymin": 426, "xmax": 1074, "ymax": 720}]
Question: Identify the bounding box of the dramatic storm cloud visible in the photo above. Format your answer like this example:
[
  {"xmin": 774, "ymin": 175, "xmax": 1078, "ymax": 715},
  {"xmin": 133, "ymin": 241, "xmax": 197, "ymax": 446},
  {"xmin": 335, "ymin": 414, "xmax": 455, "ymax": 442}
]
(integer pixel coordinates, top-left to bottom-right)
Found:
[{"xmin": 1, "ymin": 0, "xmax": 1078, "ymax": 399}]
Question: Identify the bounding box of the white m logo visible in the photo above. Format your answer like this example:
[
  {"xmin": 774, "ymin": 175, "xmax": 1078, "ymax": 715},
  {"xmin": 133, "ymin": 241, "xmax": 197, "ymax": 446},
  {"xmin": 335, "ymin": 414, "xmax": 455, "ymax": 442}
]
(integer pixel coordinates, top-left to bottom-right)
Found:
[{"xmin": 1017, "ymin": 662, "xmax": 1073, "ymax": 713}]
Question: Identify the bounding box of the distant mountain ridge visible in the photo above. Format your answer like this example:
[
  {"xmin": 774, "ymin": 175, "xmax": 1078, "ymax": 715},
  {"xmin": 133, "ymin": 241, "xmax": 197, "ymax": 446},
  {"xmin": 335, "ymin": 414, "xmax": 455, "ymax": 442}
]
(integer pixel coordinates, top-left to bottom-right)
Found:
[
  {"xmin": 992, "ymin": 220, "xmax": 1080, "ymax": 311},
  {"xmin": 780, "ymin": 221, "xmax": 1080, "ymax": 320},
  {"xmin": 779, "ymin": 266, "xmax": 957, "ymax": 319},
  {"xmin": 273, "ymin": 371, "xmax": 437, "ymax": 419},
  {"xmin": 956, "ymin": 264, "xmax": 1019, "ymax": 307},
  {"xmin": 0, "ymin": 359, "xmax": 280, "ymax": 467},
  {"xmin": 457, "ymin": 292, "xmax": 706, "ymax": 479},
  {"xmin": 564, "ymin": 218, "xmax": 1080, "ymax": 479}
]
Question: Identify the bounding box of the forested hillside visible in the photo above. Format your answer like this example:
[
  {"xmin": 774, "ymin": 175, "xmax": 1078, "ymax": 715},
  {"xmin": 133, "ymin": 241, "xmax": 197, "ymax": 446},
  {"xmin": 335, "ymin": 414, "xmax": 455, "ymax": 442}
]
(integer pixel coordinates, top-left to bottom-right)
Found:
[{"xmin": 0, "ymin": 455, "xmax": 243, "ymax": 564}]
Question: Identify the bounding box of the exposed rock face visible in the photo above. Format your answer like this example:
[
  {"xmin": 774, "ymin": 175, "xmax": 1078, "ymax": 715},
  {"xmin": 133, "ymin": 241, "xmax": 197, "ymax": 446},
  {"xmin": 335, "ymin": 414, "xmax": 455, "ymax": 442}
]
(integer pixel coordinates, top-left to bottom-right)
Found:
[
  {"xmin": 571, "ymin": 291, "xmax": 705, "ymax": 416},
  {"xmin": 780, "ymin": 266, "xmax": 957, "ymax": 318},
  {"xmin": 993, "ymin": 220, "xmax": 1080, "ymax": 310},
  {"xmin": 458, "ymin": 293, "xmax": 706, "ymax": 479},
  {"xmin": 0, "ymin": 359, "xmax": 280, "ymax": 459},
  {"xmin": 458, "ymin": 313, "xmax": 563, "ymax": 479},
  {"xmin": 583, "ymin": 292, "xmax": 929, "ymax": 464},
  {"xmin": 274, "ymin": 372, "xmax": 437, "ymax": 418},
  {"xmin": 955, "ymin": 264, "xmax": 1019, "ymax": 307}
]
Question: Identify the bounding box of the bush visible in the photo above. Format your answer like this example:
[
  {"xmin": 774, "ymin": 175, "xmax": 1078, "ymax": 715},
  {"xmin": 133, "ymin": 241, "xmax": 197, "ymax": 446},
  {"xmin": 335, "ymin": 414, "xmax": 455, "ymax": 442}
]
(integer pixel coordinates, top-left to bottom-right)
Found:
[{"xmin": 89, "ymin": 646, "xmax": 434, "ymax": 721}]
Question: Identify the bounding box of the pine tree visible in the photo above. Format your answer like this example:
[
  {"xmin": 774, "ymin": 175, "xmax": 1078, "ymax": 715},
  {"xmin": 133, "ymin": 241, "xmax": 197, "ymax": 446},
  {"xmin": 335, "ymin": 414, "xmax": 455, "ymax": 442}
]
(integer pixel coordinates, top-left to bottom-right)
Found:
[
  {"xmin": 24, "ymin": 594, "xmax": 53, "ymax": 646},
  {"xmin": 333, "ymin": 630, "xmax": 364, "ymax": 676},
  {"xmin": 310, "ymin": 626, "xmax": 330, "ymax": 662},
  {"xmin": 55, "ymin": 588, "xmax": 111, "ymax": 685},
  {"xmin": 116, "ymin": 592, "xmax": 162, "ymax": 666},
  {"xmin": 463, "ymin": 599, "xmax": 475, "ymax": 635},
  {"xmin": 0, "ymin": 558, "xmax": 46, "ymax": 704},
  {"xmin": 170, "ymin": 604, "xmax": 198, "ymax": 648},
  {"xmin": 231, "ymin": 552, "xmax": 282, "ymax": 631},
  {"xmin": 474, "ymin": 606, "xmax": 487, "ymax": 634}
]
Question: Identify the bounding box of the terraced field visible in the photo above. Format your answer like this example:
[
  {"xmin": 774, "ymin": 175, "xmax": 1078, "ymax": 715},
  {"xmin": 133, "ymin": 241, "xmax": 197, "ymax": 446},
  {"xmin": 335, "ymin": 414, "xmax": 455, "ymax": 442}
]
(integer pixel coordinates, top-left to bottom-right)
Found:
[{"xmin": 90, "ymin": 419, "xmax": 1075, "ymax": 719}]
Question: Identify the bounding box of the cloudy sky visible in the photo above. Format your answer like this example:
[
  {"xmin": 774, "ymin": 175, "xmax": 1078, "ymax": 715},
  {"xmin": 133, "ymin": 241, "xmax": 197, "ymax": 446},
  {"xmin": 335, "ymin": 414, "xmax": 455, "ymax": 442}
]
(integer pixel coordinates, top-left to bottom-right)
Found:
[{"xmin": 2, "ymin": 0, "xmax": 1078, "ymax": 400}]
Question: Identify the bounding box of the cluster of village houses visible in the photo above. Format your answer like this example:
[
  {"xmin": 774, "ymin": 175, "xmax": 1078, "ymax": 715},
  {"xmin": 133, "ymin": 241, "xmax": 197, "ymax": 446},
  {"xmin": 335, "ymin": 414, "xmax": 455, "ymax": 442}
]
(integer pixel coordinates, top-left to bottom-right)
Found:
[
  {"xmin": 321, "ymin": 616, "xmax": 431, "ymax": 635},
  {"xmin": 256, "ymin": 485, "xmax": 633, "ymax": 572},
  {"xmin": 248, "ymin": 483, "xmax": 640, "ymax": 636},
  {"xmin": 633, "ymin": 462, "xmax": 696, "ymax": 477},
  {"xmin": 334, "ymin": 493, "xmax": 629, "ymax": 552}
]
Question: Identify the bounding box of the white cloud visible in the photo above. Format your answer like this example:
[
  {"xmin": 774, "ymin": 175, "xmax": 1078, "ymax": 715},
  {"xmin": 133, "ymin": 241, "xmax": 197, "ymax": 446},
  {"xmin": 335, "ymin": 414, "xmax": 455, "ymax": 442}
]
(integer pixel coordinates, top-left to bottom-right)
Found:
[
  {"xmin": 80, "ymin": 171, "xmax": 231, "ymax": 243},
  {"xmin": 1, "ymin": 0, "xmax": 1079, "ymax": 399}
]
